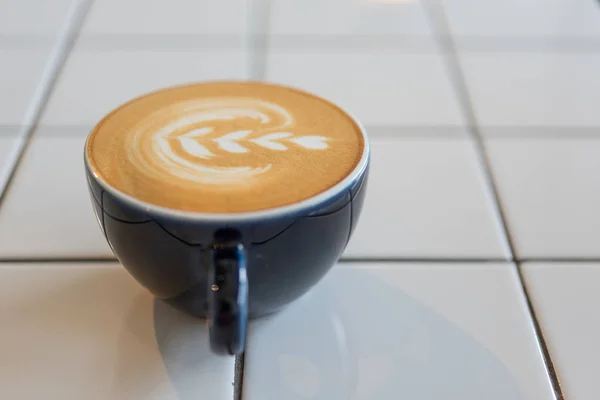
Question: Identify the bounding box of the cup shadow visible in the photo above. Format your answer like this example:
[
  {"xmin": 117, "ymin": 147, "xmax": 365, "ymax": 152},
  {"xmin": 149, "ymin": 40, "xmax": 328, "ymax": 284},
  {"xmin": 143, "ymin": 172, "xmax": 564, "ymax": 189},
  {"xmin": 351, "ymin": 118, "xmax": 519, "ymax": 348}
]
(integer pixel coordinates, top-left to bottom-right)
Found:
[
  {"xmin": 152, "ymin": 299, "xmax": 234, "ymax": 400},
  {"xmin": 109, "ymin": 285, "xmax": 234, "ymax": 399},
  {"xmin": 244, "ymin": 267, "xmax": 528, "ymax": 400},
  {"xmin": 109, "ymin": 292, "xmax": 174, "ymax": 399}
]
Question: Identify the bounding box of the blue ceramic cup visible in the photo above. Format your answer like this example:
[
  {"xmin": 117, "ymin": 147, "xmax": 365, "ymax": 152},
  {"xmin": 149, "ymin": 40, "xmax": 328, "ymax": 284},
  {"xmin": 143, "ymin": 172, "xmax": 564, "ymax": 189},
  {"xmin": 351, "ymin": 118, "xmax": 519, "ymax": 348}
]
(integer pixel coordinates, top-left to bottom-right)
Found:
[{"xmin": 84, "ymin": 90, "xmax": 370, "ymax": 356}]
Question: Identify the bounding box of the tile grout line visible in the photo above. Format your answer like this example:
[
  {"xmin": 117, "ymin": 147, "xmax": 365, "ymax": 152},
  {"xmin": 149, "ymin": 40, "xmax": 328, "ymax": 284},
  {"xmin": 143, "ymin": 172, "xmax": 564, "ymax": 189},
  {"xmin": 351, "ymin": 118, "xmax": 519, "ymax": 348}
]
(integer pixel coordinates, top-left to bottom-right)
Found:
[
  {"xmin": 0, "ymin": 0, "xmax": 94, "ymax": 213},
  {"xmin": 342, "ymin": 257, "xmax": 507, "ymax": 263},
  {"xmin": 0, "ymin": 257, "xmax": 118, "ymax": 264},
  {"xmin": 233, "ymin": 352, "xmax": 245, "ymax": 400},
  {"xmin": 0, "ymin": 256, "xmax": 510, "ymax": 264},
  {"xmin": 247, "ymin": 0, "xmax": 271, "ymax": 81},
  {"xmin": 5, "ymin": 34, "xmax": 600, "ymax": 54},
  {"xmin": 519, "ymin": 258, "xmax": 600, "ymax": 264},
  {"xmin": 422, "ymin": 1, "xmax": 565, "ymax": 399},
  {"xmin": 2, "ymin": 256, "xmax": 600, "ymax": 265}
]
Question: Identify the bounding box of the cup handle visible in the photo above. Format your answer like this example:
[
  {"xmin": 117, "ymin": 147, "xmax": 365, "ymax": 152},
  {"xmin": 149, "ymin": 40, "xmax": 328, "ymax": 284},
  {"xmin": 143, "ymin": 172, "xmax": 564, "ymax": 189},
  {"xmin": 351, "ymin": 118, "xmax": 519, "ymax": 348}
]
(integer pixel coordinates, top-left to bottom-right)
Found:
[{"xmin": 208, "ymin": 230, "xmax": 249, "ymax": 356}]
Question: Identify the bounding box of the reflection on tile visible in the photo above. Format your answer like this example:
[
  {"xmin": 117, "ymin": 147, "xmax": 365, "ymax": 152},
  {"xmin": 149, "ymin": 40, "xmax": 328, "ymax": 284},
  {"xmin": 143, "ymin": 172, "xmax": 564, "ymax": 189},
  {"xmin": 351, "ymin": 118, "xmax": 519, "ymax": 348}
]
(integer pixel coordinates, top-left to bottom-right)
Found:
[
  {"xmin": 443, "ymin": 0, "xmax": 600, "ymax": 38},
  {"xmin": 523, "ymin": 263, "xmax": 600, "ymax": 400},
  {"xmin": 81, "ymin": 0, "xmax": 249, "ymax": 35},
  {"xmin": 459, "ymin": 53, "xmax": 600, "ymax": 129},
  {"xmin": 344, "ymin": 137, "xmax": 506, "ymax": 259},
  {"xmin": 266, "ymin": 51, "xmax": 465, "ymax": 127},
  {"xmin": 269, "ymin": 0, "xmax": 434, "ymax": 36},
  {"xmin": 0, "ymin": 135, "xmax": 112, "ymax": 257},
  {"xmin": 39, "ymin": 50, "xmax": 249, "ymax": 127},
  {"xmin": 0, "ymin": 49, "xmax": 53, "ymax": 125},
  {"xmin": 0, "ymin": 0, "xmax": 76, "ymax": 35},
  {"xmin": 243, "ymin": 263, "xmax": 554, "ymax": 399},
  {"xmin": 486, "ymin": 138, "xmax": 600, "ymax": 258},
  {"xmin": 0, "ymin": 263, "xmax": 234, "ymax": 399}
]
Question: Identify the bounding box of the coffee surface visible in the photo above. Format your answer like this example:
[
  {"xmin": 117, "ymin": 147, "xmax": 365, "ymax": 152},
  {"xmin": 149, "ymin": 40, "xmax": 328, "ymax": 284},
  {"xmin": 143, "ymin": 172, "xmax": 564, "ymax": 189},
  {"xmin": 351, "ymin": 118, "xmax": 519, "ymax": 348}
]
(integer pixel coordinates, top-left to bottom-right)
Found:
[{"xmin": 86, "ymin": 81, "xmax": 364, "ymax": 213}]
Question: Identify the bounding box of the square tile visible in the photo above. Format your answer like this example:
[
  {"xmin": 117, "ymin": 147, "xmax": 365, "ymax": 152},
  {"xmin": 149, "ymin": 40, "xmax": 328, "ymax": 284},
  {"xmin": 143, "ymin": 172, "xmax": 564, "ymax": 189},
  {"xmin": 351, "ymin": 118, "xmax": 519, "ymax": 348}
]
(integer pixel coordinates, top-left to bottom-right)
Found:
[
  {"xmin": 0, "ymin": 262, "xmax": 234, "ymax": 399},
  {"xmin": 39, "ymin": 49, "xmax": 250, "ymax": 127},
  {"xmin": 0, "ymin": 134, "xmax": 113, "ymax": 257},
  {"xmin": 485, "ymin": 137, "xmax": 600, "ymax": 258},
  {"xmin": 81, "ymin": 0, "xmax": 249, "ymax": 36},
  {"xmin": 523, "ymin": 262, "xmax": 600, "ymax": 400},
  {"xmin": 269, "ymin": 0, "xmax": 434, "ymax": 37},
  {"xmin": 459, "ymin": 53, "xmax": 600, "ymax": 130},
  {"xmin": 0, "ymin": 49, "xmax": 54, "ymax": 126},
  {"xmin": 0, "ymin": 0, "xmax": 77, "ymax": 35},
  {"xmin": 344, "ymin": 137, "xmax": 506, "ymax": 259},
  {"xmin": 266, "ymin": 50, "xmax": 465, "ymax": 127},
  {"xmin": 242, "ymin": 262, "xmax": 555, "ymax": 399},
  {"xmin": 442, "ymin": 0, "xmax": 600, "ymax": 38}
]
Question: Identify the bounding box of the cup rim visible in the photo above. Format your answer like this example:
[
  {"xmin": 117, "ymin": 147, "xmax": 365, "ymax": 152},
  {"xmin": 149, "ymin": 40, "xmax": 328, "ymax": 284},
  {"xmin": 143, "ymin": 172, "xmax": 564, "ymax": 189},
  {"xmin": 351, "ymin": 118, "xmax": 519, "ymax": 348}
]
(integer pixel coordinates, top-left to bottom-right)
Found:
[{"xmin": 84, "ymin": 81, "xmax": 370, "ymax": 223}]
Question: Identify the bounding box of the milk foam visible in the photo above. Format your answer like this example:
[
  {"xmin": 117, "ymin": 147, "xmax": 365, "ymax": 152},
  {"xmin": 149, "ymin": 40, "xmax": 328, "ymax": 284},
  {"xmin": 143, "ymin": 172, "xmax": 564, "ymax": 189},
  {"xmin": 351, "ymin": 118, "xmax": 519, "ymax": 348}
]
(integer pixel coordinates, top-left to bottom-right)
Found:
[{"xmin": 126, "ymin": 98, "xmax": 330, "ymax": 185}]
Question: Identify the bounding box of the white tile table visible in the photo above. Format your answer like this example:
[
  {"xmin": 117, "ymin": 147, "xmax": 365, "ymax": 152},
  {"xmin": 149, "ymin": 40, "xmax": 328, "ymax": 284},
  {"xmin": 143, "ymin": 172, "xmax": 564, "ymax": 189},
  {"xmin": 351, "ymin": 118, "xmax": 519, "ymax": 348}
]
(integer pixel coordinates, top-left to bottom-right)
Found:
[{"xmin": 0, "ymin": 262, "xmax": 235, "ymax": 399}]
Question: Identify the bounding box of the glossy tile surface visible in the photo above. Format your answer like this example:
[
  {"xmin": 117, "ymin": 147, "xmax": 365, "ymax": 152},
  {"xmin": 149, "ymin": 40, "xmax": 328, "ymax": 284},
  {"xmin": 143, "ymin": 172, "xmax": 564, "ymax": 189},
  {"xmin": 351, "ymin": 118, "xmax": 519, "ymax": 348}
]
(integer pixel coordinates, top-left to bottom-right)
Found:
[
  {"xmin": 81, "ymin": 0, "xmax": 249, "ymax": 35},
  {"xmin": 265, "ymin": 51, "xmax": 465, "ymax": 127},
  {"xmin": 0, "ymin": 262, "xmax": 235, "ymax": 399},
  {"xmin": 486, "ymin": 138, "xmax": 600, "ymax": 258},
  {"xmin": 443, "ymin": 0, "xmax": 600, "ymax": 38},
  {"xmin": 242, "ymin": 263, "xmax": 555, "ymax": 399},
  {"xmin": 39, "ymin": 49, "xmax": 249, "ymax": 127},
  {"xmin": 459, "ymin": 53, "xmax": 600, "ymax": 130},
  {"xmin": 523, "ymin": 263, "xmax": 600, "ymax": 400},
  {"xmin": 0, "ymin": 134, "xmax": 112, "ymax": 257},
  {"xmin": 0, "ymin": 0, "xmax": 77, "ymax": 35},
  {"xmin": 345, "ymin": 137, "xmax": 506, "ymax": 259},
  {"xmin": 269, "ymin": 0, "xmax": 434, "ymax": 37},
  {"xmin": 0, "ymin": 49, "xmax": 53, "ymax": 125}
]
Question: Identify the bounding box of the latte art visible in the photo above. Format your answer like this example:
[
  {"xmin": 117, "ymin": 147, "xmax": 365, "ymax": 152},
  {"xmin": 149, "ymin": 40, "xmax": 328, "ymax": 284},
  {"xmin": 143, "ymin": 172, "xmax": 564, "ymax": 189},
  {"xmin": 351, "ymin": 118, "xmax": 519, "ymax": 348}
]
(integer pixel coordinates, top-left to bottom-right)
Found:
[
  {"xmin": 127, "ymin": 98, "xmax": 330, "ymax": 185},
  {"xmin": 86, "ymin": 81, "xmax": 365, "ymax": 213}
]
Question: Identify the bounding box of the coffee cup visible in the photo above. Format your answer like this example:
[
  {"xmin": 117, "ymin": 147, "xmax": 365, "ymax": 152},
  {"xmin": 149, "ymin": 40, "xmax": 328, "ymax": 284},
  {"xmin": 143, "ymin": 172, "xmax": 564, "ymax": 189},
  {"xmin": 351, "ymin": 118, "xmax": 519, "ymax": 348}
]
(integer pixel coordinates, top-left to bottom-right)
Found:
[{"xmin": 84, "ymin": 81, "xmax": 370, "ymax": 355}]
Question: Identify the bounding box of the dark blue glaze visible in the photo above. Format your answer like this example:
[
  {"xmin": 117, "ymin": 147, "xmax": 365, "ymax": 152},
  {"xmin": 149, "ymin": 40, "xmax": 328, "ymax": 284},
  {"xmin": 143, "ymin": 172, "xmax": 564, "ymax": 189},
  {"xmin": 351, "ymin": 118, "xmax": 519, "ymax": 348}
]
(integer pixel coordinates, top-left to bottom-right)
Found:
[{"xmin": 85, "ymin": 161, "xmax": 368, "ymax": 352}]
